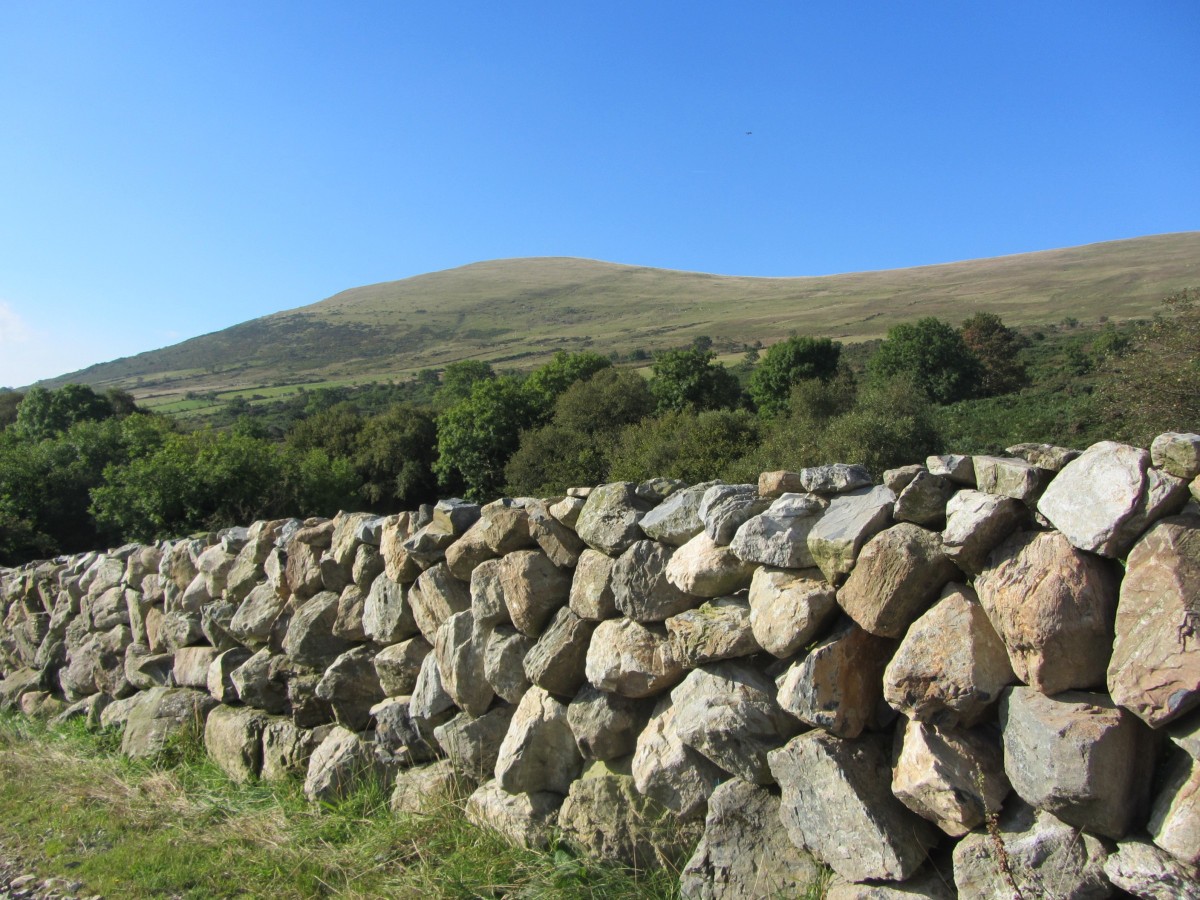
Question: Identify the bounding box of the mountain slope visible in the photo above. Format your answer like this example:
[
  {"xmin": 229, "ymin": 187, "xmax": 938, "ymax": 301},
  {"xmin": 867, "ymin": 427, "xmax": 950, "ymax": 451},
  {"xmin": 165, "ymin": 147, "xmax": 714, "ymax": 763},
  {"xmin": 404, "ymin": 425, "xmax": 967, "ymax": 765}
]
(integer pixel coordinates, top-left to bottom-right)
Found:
[{"xmin": 43, "ymin": 232, "xmax": 1200, "ymax": 404}]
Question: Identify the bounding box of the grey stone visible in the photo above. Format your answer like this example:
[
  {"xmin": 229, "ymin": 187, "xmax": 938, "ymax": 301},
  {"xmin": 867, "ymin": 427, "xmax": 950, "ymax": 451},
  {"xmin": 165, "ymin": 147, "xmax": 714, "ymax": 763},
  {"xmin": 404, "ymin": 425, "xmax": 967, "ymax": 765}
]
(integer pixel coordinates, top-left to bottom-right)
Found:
[
  {"xmin": 372, "ymin": 696, "xmax": 442, "ymax": 766},
  {"xmin": 409, "ymin": 562, "xmax": 472, "ymax": 642},
  {"xmin": 632, "ymin": 697, "xmax": 726, "ymax": 820},
  {"xmin": 499, "ymin": 550, "xmax": 572, "ymax": 637},
  {"xmin": 747, "ymin": 566, "xmax": 838, "ymax": 658},
  {"xmin": 469, "ymin": 557, "xmax": 509, "ymax": 628},
  {"xmin": 373, "ymin": 636, "xmax": 431, "ymax": 697},
  {"xmin": 434, "ymin": 610, "xmax": 493, "ymax": 717},
  {"xmin": 612, "ymin": 540, "xmax": 698, "ymax": 623},
  {"xmin": 282, "ymin": 591, "xmax": 352, "ymax": 669},
  {"xmin": 330, "ymin": 584, "xmax": 367, "ymax": 641},
  {"xmin": 1001, "ymin": 687, "xmax": 1154, "ymax": 839},
  {"xmin": 315, "ymin": 646, "xmax": 385, "ymax": 731},
  {"xmin": 526, "ymin": 499, "xmax": 585, "ymax": 568},
  {"xmin": 495, "ymin": 686, "xmax": 582, "ymax": 794},
  {"xmin": 121, "ymin": 686, "xmax": 217, "ymax": 759},
  {"xmin": 204, "ymin": 704, "xmax": 266, "ymax": 783},
  {"xmin": 444, "ymin": 521, "xmax": 498, "ymax": 582},
  {"xmin": 768, "ymin": 731, "xmax": 938, "ymax": 883},
  {"xmin": 699, "ymin": 484, "xmax": 772, "ymax": 545},
  {"xmin": 891, "ymin": 717, "xmax": 1010, "ymax": 837},
  {"xmin": 836, "ymin": 523, "xmax": 958, "ymax": 639},
  {"xmin": 434, "ymin": 705, "xmax": 516, "ymax": 781},
  {"xmin": 882, "ymin": 464, "xmax": 926, "ymax": 494},
  {"xmin": 729, "ymin": 493, "xmax": 827, "ymax": 569},
  {"xmin": 807, "ymin": 485, "xmax": 896, "ymax": 582},
  {"xmin": 1152, "ymin": 432, "xmax": 1200, "ymax": 480},
  {"xmin": 464, "ymin": 779, "xmax": 561, "ymax": 849},
  {"xmin": 777, "ymin": 620, "xmax": 894, "ymax": 739},
  {"xmin": 639, "ymin": 481, "xmax": 719, "ymax": 546},
  {"xmin": 1039, "ymin": 440, "xmax": 1189, "ymax": 558},
  {"xmin": 1005, "ymin": 442, "xmax": 1082, "ymax": 472},
  {"xmin": 483, "ymin": 626, "xmax": 533, "ymax": 704},
  {"xmin": 893, "ymin": 471, "xmax": 953, "ymax": 527},
  {"xmin": 567, "ymin": 549, "xmax": 618, "ymax": 621},
  {"xmin": 585, "ymin": 618, "xmax": 684, "ymax": 698},
  {"xmin": 390, "ymin": 760, "xmax": 472, "ymax": 815},
  {"xmin": 229, "ymin": 582, "xmax": 287, "ymax": 645},
  {"xmin": 402, "ymin": 524, "xmax": 457, "ymax": 569},
  {"xmin": 941, "ymin": 489, "xmax": 1027, "ymax": 576},
  {"xmin": 124, "ymin": 644, "xmax": 176, "ymax": 692},
  {"xmin": 1104, "ymin": 837, "xmax": 1200, "ymax": 899},
  {"xmin": 926, "ymin": 454, "xmax": 976, "ymax": 485},
  {"xmin": 560, "ymin": 767, "xmax": 697, "ymax": 869},
  {"xmin": 973, "ymin": 455, "xmax": 1053, "ymax": 503},
  {"xmin": 680, "ymin": 778, "xmax": 821, "ymax": 900},
  {"xmin": 361, "ymin": 574, "xmax": 417, "ymax": 645},
  {"xmin": 206, "ymin": 646, "xmax": 252, "ymax": 702},
  {"xmin": 575, "ymin": 482, "xmax": 652, "ymax": 555},
  {"xmin": 665, "ymin": 597, "xmax": 760, "ymax": 668},
  {"xmin": 230, "ymin": 648, "xmax": 288, "ymax": 714},
  {"xmin": 1148, "ymin": 750, "xmax": 1200, "ymax": 867},
  {"xmin": 801, "ymin": 463, "xmax": 873, "ymax": 494},
  {"xmin": 1109, "ymin": 515, "xmax": 1200, "ymax": 727},
  {"xmin": 432, "ymin": 498, "xmax": 481, "ymax": 535},
  {"xmin": 410, "ymin": 651, "xmax": 456, "ymax": 722},
  {"xmin": 303, "ymin": 726, "xmax": 383, "ymax": 803},
  {"xmin": 666, "ymin": 532, "xmax": 757, "ymax": 597},
  {"xmin": 952, "ymin": 801, "xmax": 1112, "ymax": 900},
  {"xmin": 549, "ymin": 496, "xmax": 585, "ymax": 529},
  {"xmin": 567, "ymin": 684, "xmax": 647, "ymax": 761},
  {"xmin": 671, "ymin": 662, "xmax": 794, "ymax": 784},
  {"xmin": 523, "ymin": 606, "xmax": 596, "ymax": 698}
]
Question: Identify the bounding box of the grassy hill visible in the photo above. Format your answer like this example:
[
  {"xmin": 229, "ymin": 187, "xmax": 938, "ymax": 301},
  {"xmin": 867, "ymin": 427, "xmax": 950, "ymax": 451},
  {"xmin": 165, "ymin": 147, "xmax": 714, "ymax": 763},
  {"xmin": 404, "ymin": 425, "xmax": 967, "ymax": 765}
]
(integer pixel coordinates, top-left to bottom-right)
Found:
[{"xmin": 41, "ymin": 232, "xmax": 1200, "ymax": 411}]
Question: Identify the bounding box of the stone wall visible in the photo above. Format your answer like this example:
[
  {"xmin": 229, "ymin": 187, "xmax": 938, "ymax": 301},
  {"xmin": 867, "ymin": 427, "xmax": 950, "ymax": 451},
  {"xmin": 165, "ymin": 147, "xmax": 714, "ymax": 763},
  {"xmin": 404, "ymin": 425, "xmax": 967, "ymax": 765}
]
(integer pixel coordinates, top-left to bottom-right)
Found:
[{"xmin": 3, "ymin": 435, "xmax": 1200, "ymax": 898}]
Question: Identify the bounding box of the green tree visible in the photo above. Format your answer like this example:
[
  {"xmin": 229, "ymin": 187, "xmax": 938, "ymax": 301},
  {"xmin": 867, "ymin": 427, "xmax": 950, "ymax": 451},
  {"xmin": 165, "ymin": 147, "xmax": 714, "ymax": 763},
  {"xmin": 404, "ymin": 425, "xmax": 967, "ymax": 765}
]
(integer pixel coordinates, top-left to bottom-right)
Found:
[
  {"xmin": 0, "ymin": 391, "xmax": 25, "ymax": 429},
  {"xmin": 747, "ymin": 336, "xmax": 842, "ymax": 417},
  {"xmin": 522, "ymin": 351, "xmax": 611, "ymax": 413},
  {"xmin": 433, "ymin": 376, "xmax": 539, "ymax": 501},
  {"xmin": 867, "ymin": 317, "xmax": 982, "ymax": 404},
  {"xmin": 505, "ymin": 368, "xmax": 655, "ymax": 495},
  {"xmin": 286, "ymin": 402, "xmax": 364, "ymax": 459},
  {"xmin": 13, "ymin": 384, "xmax": 116, "ymax": 440},
  {"xmin": 649, "ymin": 348, "xmax": 742, "ymax": 413},
  {"xmin": 354, "ymin": 404, "xmax": 438, "ymax": 508},
  {"xmin": 959, "ymin": 313, "xmax": 1029, "ymax": 396},
  {"xmin": 435, "ymin": 360, "xmax": 496, "ymax": 409}
]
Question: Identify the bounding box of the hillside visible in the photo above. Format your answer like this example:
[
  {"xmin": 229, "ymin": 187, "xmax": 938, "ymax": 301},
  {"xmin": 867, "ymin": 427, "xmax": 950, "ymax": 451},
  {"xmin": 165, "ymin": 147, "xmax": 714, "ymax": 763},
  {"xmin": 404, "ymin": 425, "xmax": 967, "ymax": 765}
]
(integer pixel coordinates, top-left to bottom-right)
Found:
[{"xmin": 41, "ymin": 231, "xmax": 1200, "ymax": 408}]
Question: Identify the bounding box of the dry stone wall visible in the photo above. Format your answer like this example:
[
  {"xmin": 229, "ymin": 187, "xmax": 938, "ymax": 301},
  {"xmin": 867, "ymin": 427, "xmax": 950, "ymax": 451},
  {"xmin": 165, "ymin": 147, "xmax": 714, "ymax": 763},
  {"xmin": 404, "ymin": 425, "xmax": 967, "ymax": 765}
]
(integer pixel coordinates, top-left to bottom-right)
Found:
[{"xmin": 4, "ymin": 434, "xmax": 1200, "ymax": 898}]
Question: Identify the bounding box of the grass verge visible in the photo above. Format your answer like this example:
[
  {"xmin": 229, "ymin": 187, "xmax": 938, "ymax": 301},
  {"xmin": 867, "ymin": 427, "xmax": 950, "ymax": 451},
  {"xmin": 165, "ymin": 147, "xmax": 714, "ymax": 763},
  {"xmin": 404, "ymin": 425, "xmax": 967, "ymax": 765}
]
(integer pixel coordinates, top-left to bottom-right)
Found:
[{"xmin": 0, "ymin": 711, "xmax": 686, "ymax": 899}]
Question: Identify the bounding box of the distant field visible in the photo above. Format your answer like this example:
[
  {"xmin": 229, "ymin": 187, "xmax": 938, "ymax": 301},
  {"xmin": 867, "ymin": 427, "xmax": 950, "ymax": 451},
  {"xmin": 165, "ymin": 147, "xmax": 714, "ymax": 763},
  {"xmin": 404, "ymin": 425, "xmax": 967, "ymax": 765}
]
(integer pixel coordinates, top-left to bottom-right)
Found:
[{"xmin": 39, "ymin": 232, "xmax": 1200, "ymax": 406}]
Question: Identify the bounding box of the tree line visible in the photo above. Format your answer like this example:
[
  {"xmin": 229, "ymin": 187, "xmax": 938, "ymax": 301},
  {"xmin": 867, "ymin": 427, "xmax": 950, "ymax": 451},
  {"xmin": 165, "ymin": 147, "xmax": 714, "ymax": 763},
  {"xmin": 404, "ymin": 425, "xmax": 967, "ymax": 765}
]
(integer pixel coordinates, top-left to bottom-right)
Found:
[{"xmin": 2, "ymin": 297, "xmax": 1195, "ymax": 567}]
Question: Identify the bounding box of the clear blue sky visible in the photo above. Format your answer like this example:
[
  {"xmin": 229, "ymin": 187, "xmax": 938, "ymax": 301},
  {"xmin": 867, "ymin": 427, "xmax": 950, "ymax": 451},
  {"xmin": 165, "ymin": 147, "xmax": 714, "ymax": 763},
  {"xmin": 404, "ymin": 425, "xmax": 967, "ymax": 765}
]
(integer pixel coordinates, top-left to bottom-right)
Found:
[{"xmin": 1, "ymin": 2, "xmax": 1197, "ymax": 387}]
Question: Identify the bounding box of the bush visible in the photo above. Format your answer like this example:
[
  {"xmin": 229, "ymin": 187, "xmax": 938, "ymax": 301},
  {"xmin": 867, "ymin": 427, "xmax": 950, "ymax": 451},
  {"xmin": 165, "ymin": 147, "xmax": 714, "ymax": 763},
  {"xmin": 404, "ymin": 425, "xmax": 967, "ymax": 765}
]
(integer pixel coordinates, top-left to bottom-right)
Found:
[
  {"xmin": 747, "ymin": 336, "xmax": 842, "ymax": 417},
  {"xmin": 608, "ymin": 408, "xmax": 761, "ymax": 484},
  {"xmin": 649, "ymin": 348, "xmax": 742, "ymax": 413}
]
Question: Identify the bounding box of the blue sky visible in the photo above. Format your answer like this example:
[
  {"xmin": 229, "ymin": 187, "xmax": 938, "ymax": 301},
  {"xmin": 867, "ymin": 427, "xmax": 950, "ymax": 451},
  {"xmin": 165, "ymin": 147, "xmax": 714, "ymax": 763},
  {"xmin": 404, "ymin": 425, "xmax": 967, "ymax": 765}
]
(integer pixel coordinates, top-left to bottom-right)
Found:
[{"xmin": 0, "ymin": 2, "xmax": 1197, "ymax": 387}]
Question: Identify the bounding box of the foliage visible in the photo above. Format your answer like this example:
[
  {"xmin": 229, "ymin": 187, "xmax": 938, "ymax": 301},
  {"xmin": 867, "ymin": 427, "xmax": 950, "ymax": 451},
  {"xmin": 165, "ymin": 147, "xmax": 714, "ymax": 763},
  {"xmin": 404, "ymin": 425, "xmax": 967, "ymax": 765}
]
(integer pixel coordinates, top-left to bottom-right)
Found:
[
  {"xmin": 1096, "ymin": 288, "xmax": 1200, "ymax": 443},
  {"xmin": 433, "ymin": 375, "xmax": 539, "ymax": 501},
  {"xmin": 285, "ymin": 401, "xmax": 363, "ymax": 459},
  {"xmin": 353, "ymin": 404, "xmax": 438, "ymax": 508},
  {"xmin": 959, "ymin": 312, "xmax": 1029, "ymax": 396},
  {"xmin": 434, "ymin": 359, "xmax": 496, "ymax": 409},
  {"xmin": 522, "ymin": 350, "xmax": 612, "ymax": 413},
  {"xmin": 11, "ymin": 384, "xmax": 120, "ymax": 440},
  {"xmin": 90, "ymin": 429, "xmax": 358, "ymax": 543},
  {"xmin": 0, "ymin": 414, "xmax": 176, "ymax": 565},
  {"xmin": 0, "ymin": 390, "xmax": 25, "ymax": 428},
  {"xmin": 505, "ymin": 367, "xmax": 656, "ymax": 495},
  {"xmin": 867, "ymin": 317, "xmax": 983, "ymax": 404},
  {"xmin": 608, "ymin": 408, "xmax": 761, "ymax": 484},
  {"xmin": 727, "ymin": 376, "xmax": 939, "ymax": 481},
  {"xmin": 649, "ymin": 348, "xmax": 743, "ymax": 413},
  {"xmin": 747, "ymin": 335, "xmax": 842, "ymax": 417}
]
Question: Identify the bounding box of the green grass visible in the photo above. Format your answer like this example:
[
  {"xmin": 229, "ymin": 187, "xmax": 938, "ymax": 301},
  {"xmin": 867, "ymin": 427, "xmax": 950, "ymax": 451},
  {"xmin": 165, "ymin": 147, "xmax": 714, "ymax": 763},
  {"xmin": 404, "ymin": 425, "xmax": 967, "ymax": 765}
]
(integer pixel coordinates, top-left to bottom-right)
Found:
[
  {"xmin": 0, "ymin": 711, "xmax": 695, "ymax": 899},
  {"xmin": 35, "ymin": 232, "xmax": 1200, "ymax": 407}
]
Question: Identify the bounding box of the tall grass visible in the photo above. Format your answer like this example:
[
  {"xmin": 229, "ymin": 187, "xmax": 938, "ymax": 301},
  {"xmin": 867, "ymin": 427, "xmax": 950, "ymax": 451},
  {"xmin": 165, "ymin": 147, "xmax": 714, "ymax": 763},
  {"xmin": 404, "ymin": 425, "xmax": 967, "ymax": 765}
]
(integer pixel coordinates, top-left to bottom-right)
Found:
[{"xmin": 0, "ymin": 711, "xmax": 684, "ymax": 899}]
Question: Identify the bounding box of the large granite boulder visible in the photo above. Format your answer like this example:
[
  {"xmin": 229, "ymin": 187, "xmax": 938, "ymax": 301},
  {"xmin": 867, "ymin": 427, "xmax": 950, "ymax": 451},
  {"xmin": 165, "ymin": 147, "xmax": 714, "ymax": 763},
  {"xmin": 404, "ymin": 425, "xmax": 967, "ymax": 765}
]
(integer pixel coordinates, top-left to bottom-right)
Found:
[
  {"xmin": 574, "ymin": 482, "xmax": 652, "ymax": 555},
  {"xmin": 747, "ymin": 566, "xmax": 837, "ymax": 658}
]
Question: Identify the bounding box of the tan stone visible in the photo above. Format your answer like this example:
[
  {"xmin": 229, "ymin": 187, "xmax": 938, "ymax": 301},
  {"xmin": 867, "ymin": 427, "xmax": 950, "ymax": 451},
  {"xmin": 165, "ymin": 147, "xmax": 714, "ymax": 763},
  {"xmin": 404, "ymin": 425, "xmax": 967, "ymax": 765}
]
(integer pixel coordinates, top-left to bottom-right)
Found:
[
  {"xmin": 665, "ymin": 532, "xmax": 757, "ymax": 598},
  {"xmin": 585, "ymin": 618, "xmax": 684, "ymax": 699},
  {"xmin": 747, "ymin": 566, "xmax": 837, "ymax": 658},
  {"xmin": 976, "ymin": 530, "xmax": 1118, "ymax": 695}
]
